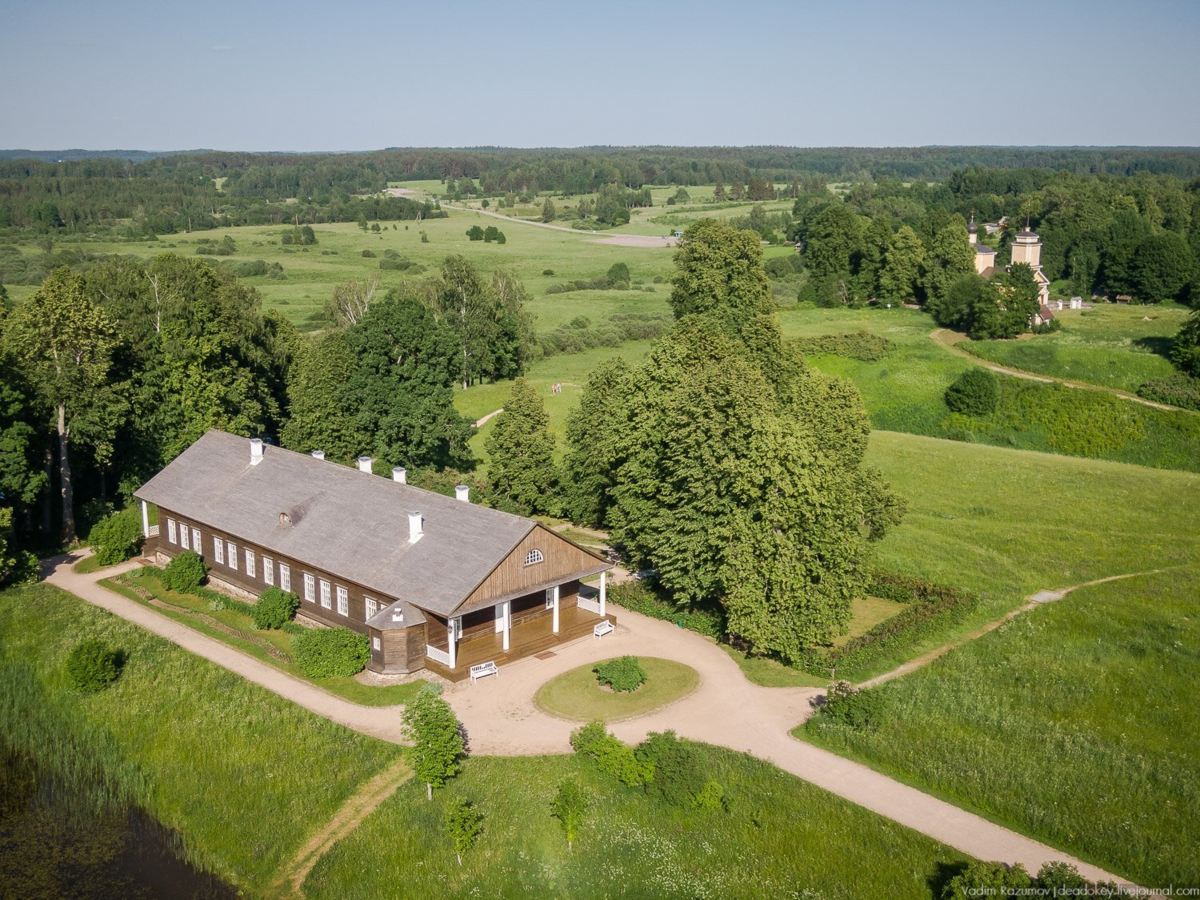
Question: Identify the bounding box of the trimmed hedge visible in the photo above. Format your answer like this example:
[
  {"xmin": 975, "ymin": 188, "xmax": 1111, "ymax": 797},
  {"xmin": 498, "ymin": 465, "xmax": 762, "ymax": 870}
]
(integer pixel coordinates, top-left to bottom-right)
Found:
[
  {"xmin": 65, "ymin": 639, "xmax": 123, "ymax": 693},
  {"xmin": 292, "ymin": 627, "xmax": 370, "ymax": 678},
  {"xmin": 793, "ymin": 330, "xmax": 894, "ymax": 361},
  {"xmin": 606, "ymin": 580, "xmax": 724, "ymax": 639},
  {"xmin": 795, "ymin": 571, "xmax": 980, "ymax": 681},
  {"xmin": 162, "ymin": 551, "xmax": 207, "ymax": 592},
  {"xmin": 253, "ymin": 587, "xmax": 300, "ymax": 630}
]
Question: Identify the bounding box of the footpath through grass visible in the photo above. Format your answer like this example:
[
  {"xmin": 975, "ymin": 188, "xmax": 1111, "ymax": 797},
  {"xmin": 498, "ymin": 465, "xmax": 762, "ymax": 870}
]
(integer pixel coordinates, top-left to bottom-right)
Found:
[
  {"xmin": 963, "ymin": 304, "xmax": 1187, "ymax": 393},
  {"xmin": 102, "ymin": 567, "xmax": 425, "ymax": 707},
  {"xmin": 799, "ymin": 566, "xmax": 1200, "ymax": 888},
  {"xmin": 0, "ymin": 582, "xmax": 402, "ymax": 894},
  {"xmin": 305, "ymin": 748, "xmax": 967, "ymax": 900}
]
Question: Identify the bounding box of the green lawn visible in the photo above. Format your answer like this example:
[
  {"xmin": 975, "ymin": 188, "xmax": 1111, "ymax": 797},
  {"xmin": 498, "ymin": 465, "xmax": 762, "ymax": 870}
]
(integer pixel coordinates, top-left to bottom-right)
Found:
[
  {"xmin": 799, "ymin": 566, "xmax": 1200, "ymax": 888},
  {"xmin": 831, "ymin": 596, "xmax": 907, "ymax": 647},
  {"xmin": 963, "ymin": 304, "xmax": 1188, "ymax": 392},
  {"xmin": 304, "ymin": 748, "xmax": 967, "ymax": 900},
  {"xmin": 534, "ymin": 657, "xmax": 699, "ymax": 722},
  {"xmin": 103, "ymin": 567, "xmax": 426, "ymax": 707},
  {"xmin": 0, "ymin": 582, "xmax": 402, "ymax": 893}
]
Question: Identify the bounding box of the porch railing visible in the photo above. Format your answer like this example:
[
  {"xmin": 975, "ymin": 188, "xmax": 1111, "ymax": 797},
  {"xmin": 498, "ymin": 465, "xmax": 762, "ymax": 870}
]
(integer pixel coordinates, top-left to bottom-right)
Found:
[
  {"xmin": 425, "ymin": 645, "xmax": 452, "ymax": 667},
  {"xmin": 577, "ymin": 596, "xmax": 601, "ymax": 614},
  {"xmin": 147, "ymin": 525, "xmax": 160, "ymax": 538}
]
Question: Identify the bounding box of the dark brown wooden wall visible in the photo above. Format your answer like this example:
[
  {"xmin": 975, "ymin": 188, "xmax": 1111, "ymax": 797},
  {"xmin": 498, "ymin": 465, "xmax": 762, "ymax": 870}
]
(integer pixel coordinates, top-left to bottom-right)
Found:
[{"xmin": 157, "ymin": 506, "xmax": 394, "ymax": 636}]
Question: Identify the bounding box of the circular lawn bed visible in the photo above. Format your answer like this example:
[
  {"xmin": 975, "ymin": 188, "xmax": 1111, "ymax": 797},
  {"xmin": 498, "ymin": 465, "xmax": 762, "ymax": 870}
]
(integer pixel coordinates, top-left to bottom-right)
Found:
[{"xmin": 534, "ymin": 657, "xmax": 699, "ymax": 722}]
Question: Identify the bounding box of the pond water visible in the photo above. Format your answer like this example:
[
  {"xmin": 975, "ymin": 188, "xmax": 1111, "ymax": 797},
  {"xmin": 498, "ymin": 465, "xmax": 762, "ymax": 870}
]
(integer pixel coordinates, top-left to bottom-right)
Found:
[{"xmin": 0, "ymin": 745, "xmax": 238, "ymax": 900}]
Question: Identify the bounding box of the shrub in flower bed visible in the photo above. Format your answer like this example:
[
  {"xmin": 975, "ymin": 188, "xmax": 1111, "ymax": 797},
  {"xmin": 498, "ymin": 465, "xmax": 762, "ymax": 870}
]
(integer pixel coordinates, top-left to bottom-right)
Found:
[
  {"xmin": 593, "ymin": 656, "xmax": 646, "ymax": 692},
  {"xmin": 292, "ymin": 627, "xmax": 369, "ymax": 677},
  {"xmin": 163, "ymin": 551, "xmax": 207, "ymax": 592},
  {"xmin": 252, "ymin": 587, "xmax": 300, "ymax": 630}
]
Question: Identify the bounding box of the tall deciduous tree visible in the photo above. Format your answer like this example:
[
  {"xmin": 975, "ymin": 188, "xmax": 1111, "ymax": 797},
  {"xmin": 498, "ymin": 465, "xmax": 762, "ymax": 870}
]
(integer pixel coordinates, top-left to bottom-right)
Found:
[
  {"xmin": 878, "ymin": 225, "xmax": 926, "ymax": 303},
  {"xmin": 348, "ymin": 291, "xmax": 475, "ymax": 470},
  {"xmin": 923, "ymin": 222, "xmax": 975, "ymax": 307},
  {"xmin": 402, "ymin": 688, "xmax": 466, "ymax": 801},
  {"xmin": 561, "ymin": 358, "xmax": 631, "ymax": 527},
  {"xmin": 434, "ymin": 255, "xmax": 497, "ymax": 388},
  {"xmin": 325, "ymin": 273, "xmax": 380, "ymax": 328},
  {"xmin": 1131, "ymin": 232, "xmax": 1193, "ymax": 303},
  {"xmin": 668, "ymin": 219, "xmax": 773, "ymax": 321},
  {"xmin": 5, "ymin": 268, "xmax": 118, "ymax": 542},
  {"xmin": 280, "ymin": 331, "xmax": 366, "ymax": 461},
  {"xmin": 484, "ymin": 379, "xmax": 557, "ymax": 515}
]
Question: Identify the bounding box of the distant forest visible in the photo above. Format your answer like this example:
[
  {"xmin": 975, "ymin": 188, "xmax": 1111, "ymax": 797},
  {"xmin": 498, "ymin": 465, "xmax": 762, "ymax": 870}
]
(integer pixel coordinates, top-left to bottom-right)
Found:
[{"xmin": 3, "ymin": 146, "xmax": 1200, "ymax": 237}]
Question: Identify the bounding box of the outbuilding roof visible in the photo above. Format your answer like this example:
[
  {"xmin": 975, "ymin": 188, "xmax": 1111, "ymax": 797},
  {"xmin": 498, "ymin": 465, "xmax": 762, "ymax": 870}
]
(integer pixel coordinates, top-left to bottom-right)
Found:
[{"xmin": 135, "ymin": 430, "xmax": 539, "ymax": 616}]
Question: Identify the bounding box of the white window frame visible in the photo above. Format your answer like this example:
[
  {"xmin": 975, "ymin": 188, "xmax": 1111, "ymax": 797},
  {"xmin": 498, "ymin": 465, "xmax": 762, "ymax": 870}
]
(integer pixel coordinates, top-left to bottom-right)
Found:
[
  {"xmin": 524, "ymin": 548, "xmax": 544, "ymax": 566},
  {"xmin": 191, "ymin": 528, "xmax": 201, "ymax": 553},
  {"xmin": 546, "ymin": 588, "xmax": 555, "ymax": 609},
  {"xmin": 263, "ymin": 557, "xmax": 274, "ymax": 586},
  {"xmin": 365, "ymin": 597, "xmax": 378, "ymax": 619},
  {"xmin": 336, "ymin": 586, "xmax": 349, "ymax": 616},
  {"xmin": 372, "ymin": 636, "xmax": 381, "ymax": 652},
  {"xmin": 227, "ymin": 543, "xmax": 238, "ymax": 572},
  {"xmin": 179, "ymin": 524, "xmax": 190, "ymax": 551},
  {"xmin": 213, "ymin": 538, "xmax": 224, "ymax": 565},
  {"xmin": 303, "ymin": 573, "xmax": 315, "ymax": 602},
  {"xmin": 280, "ymin": 564, "xmax": 291, "ymax": 593},
  {"xmin": 167, "ymin": 518, "xmax": 177, "ymax": 544},
  {"xmin": 319, "ymin": 579, "xmax": 332, "ymax": 610},
  {"xmin": 245, "ymin": 549, "xmax": 256, "ymax": 578}
]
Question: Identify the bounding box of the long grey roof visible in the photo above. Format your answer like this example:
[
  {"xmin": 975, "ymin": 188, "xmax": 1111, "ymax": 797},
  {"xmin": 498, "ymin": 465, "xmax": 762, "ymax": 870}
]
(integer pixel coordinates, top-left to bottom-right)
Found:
[{"xmin": 135, "ymin": 430, "xmax": 536, "ymax": 616}]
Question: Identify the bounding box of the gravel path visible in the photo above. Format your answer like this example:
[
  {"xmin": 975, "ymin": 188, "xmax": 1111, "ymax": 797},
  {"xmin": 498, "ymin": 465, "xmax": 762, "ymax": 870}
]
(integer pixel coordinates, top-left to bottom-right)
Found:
[{"xmin": 44, "ymin": 551, "xmax": 1141, "ymax": 888}]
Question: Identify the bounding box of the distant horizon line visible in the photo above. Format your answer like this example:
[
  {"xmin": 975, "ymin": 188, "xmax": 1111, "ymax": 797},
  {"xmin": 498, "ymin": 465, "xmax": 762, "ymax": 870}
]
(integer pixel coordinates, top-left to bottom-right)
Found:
[{"xmin": 5, "ymin": 144, "xmax": 1200, "ymax": 156}]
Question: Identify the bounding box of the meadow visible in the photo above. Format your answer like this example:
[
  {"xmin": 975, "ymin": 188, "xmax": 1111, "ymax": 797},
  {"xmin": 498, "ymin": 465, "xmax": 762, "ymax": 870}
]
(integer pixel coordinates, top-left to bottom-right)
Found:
[
  {"xmin": 304, "ymin": 748, "xmax": 967, "ymax": 900},
  {"xmin": 800, "ymin": 566, "xmax": 1200, "ymax": 888},
  {"xmin": 0, "ymin": 581, "xmax": 402, "ymax": 893},
  {"xmin": 962, "ymin": 303, "xmax": 1188, "ymax": 392}
]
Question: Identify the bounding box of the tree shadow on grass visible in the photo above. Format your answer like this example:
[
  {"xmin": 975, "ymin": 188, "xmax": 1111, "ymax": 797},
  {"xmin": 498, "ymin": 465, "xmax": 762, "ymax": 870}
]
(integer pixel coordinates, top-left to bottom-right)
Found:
[{"xmin": 1133, "ymin": 336, "xmax": 1174, "ymax": 360}]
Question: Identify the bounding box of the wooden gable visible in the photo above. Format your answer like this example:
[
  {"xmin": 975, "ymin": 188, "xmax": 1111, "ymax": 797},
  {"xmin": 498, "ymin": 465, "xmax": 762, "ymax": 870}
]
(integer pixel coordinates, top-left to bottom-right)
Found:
[{"xmin": 455, "ymin": 525, "xmax": 607, "ymax": 614}]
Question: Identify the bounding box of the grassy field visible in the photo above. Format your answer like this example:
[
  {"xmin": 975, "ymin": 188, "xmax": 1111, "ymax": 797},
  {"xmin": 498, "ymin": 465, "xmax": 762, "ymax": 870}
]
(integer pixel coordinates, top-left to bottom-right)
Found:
[
  {"xmin": 800, "ymin": 566, "xmax": 1200, "ymax": 887},
  {"xmin": 534, "ymin": 657, "xmax": 700, "ymax": 722},
  {"xmin": 102, "ymin": 567, "xmax": 426, "ymax": 706},
  {"xmin": 963, "ymin": 304, "xmax": 1188, "ymax": 392},
  {"xmin": 305, "ymin": 748, "xmax": 967, "ymax": 900},
  {"xmin": 0, "ymin": 581, "xmax": 402, "ymax": 893}
]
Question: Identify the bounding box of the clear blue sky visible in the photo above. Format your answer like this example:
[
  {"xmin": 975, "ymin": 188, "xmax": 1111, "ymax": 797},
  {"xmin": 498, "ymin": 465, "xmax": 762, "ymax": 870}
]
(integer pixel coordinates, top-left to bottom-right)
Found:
[{"xmin": 2, "ymin": 0, "xmax": 1198, "ymax": 150}]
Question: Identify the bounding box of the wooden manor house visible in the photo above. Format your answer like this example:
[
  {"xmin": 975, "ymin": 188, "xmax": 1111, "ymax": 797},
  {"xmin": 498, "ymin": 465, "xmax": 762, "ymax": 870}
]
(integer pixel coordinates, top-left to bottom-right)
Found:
[{"xmin": 135, "ymin": 430, "xmax": 615, "ymax": 681}]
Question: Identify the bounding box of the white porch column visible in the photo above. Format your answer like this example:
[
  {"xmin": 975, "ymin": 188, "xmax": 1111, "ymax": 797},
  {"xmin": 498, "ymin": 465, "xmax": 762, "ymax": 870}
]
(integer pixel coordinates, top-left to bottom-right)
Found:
[
  {"xmin": 552, "ymin": 585, "xmax": 560, "ymax": 633},
  {"xmin": 599, "ymin": 571, "xmax": 607, "ymax": 617},
  {"xmin": 502, "ymin": 601, "xmax": 511, "ymax": 652},
  {"xmin": 447, "ymin": 619, "xmax": 458, "ymax": 670},
  {"xmin": 140, "ymin": 500, "xmax": 150, "ymax": 538}
]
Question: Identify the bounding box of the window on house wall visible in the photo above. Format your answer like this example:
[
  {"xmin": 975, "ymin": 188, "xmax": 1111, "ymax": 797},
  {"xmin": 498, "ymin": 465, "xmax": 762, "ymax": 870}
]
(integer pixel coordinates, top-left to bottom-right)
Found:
[
  {"xmin": 545, "ymin": 587, "xmax": 556, "ymax": 609},
  {"xmin": 524, "ymin": 548, "xmax": 544, "ymax": 566},
  {"xmin": 228, "ymin": 543, "xmax": 237, "ymax": 572},
  {"xmin": 303, "ymin": 573, "xmax": 315, "ymax": 602},
  {"xmin": 192, "ymin": 528, "xmax": 201, "ymax": 553},
  {"xmin": 213, "ymin": 538, "xmax": 224, "ymax": 565},
  {"xmin": 319, "ymin": 580, "xmax": 332, "ymax": 609},
  {"xmin": 365, "ymin": 597, "xmax": 378, "ymax": 619},
  {"xmin": 179, "ymin": 525, "xmax": 189, "ymax": 551},
  {"xmin": 167, "ymin": 519, "xmax": 177, "ymax": 544},
  {"xmin": 280, "ymin": 564, "xmax": 291, "ymax": 592},
  {"xmin": 263, "ymin": 558, "xmax": 274, "ymax": 586},
  {"xmin": 336, "ymin": 586, "xmax": 349, "ymax": 616},
  {"xmin": 245, "ymin": 549, "xmax": 256, "ymax": 578},
  {"xmin": 372, "ymin": 636, "xmax": 381, "ymax": 652}
]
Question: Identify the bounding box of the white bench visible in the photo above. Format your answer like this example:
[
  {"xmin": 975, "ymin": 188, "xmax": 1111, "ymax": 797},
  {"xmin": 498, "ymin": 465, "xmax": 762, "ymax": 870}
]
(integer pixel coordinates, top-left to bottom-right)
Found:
[
  {"xmin": 593, "ymin": 620, "xmax": 615, "ymax": 640},
  {"xmin": 469, "ymin": 661, "xmax": 498, "ymax": 683}
]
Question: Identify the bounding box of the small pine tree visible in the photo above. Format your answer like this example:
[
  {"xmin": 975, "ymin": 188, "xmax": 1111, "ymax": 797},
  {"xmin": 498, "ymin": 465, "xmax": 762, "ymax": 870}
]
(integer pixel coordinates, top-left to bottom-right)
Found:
[
  {"xmin": 402, "ymin": 687, "xmax": 465, "ymax": 799},
  {"xmin": 542, "ymin": 198, "xmax": 557, "ymax": 223},
  {"xmin": 484, "ymin": 378, "xmax": 558, "ymax": 515},
  {"xmin": 550, "ymin": 779, "xmax": 588, "ymax": 850},
  {"xmin": 444, "ymin": 797, "xmax": 483, "ymax": 866}
]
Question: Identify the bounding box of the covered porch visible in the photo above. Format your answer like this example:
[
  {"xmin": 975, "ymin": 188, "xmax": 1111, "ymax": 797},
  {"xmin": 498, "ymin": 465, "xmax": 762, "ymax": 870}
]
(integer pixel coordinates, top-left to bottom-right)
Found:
[{"xmin": 424, "ymin": 573, "xmax": 614, "ymax": 682}]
